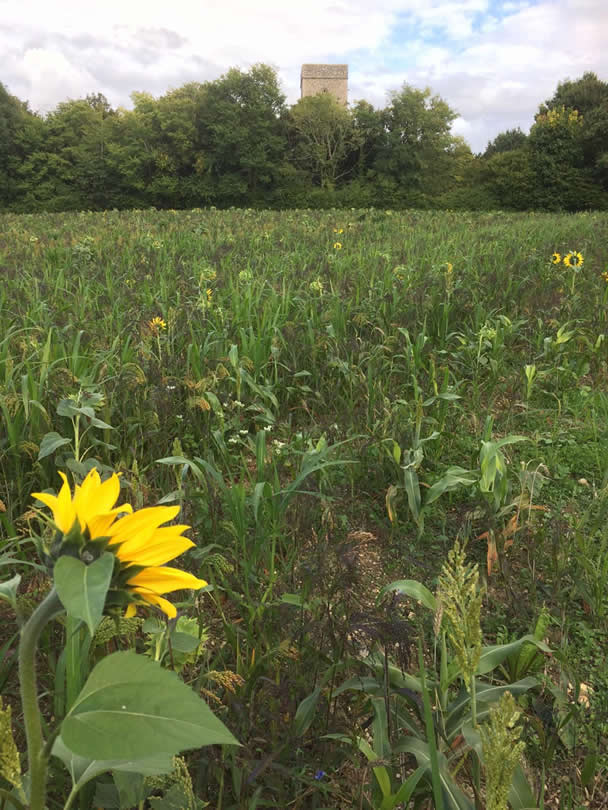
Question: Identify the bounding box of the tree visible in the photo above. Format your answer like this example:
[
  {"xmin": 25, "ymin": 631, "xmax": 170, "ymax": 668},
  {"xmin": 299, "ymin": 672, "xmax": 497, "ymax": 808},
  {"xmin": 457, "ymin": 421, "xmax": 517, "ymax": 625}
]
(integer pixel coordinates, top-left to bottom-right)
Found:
[
  {"xmin": 288, "ymin": 93, "xmax": 361, "ymax": 189},
  {"xmin": 0, "ymin": 83, "xmax": 41, "ymax": 209},
  {"xmin": 483, "ymin": 128, "xmax": 528, "ymax": 159},
  {"xmin": 528, "ymin": 105, "xmax": 603, "ymax": 210},
  {"xmin": 539, "ymin": 73, "xmax": 608, "ymax": 195},
  {"xmin": 372, "ymin": 84, "xmax": 458, "ymax": 205},
  {"xmin": 542, "ymin": 72, "xmax": 608, "ymax": 117},
  {"xmin": 480, "ymin": 148, "xmax": 538, "ymax": 210},
  {"xmin": 195, "ymin": 64, "xmax": 288, "ymax": 204}
]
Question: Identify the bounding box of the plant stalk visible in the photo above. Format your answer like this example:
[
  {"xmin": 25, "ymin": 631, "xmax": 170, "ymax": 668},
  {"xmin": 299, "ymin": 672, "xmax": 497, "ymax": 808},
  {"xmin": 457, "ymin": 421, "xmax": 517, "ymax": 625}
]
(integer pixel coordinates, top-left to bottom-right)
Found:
[{"xmin": 18, "ymin": 587, "xmax": 64, "ymax": 810}]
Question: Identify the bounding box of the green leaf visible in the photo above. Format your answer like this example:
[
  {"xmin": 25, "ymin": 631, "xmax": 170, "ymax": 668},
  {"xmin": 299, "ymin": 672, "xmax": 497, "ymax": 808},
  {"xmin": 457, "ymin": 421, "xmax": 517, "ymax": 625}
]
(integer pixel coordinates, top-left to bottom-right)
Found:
[
  {"xmin": 251, "ymin": 480, "xmax": 272, "ymax": 523},
  {"xmin": 393, "ymin": 737, "xmax": 474, "ymax": 810},
  {"xmin": 425, "ymin": 467, "xmax": 477, "ymax": 505},
  {"xmin": 149, "ymin": 783, "xmax": 194, "ymax": 809},
  {"xmin": 61, "ymin": 651, "xmax": 239, "ymax": 759},
  {"xmin": 0, "ymin": 574, "xmax": 21, "ymax": 609},
  {"xmin": 377, "ymin": 579, "xmax": 437, "ymax": 611},
  {"xmin": 402, "ymin": 466, "xmax": 421, "ymax": 524},
  {"xmin": 113, "ymin": 771, "xmax": 146, "ymax": 808},
  {"xmin": 356, "ymin": 736, "xmax": 391, "ymax": 799},
  {"xmin": 54, "ymin": 553, "xmax": 115, "ymax": 636},
  {"xmin": 86, "ymin": 415, "xmax": 114, "ymax": 430},
  {"xmin": 475, "ymin": 635, "xmax": 551, "ymax": 677},
  {"xmin": 280, "ymin": 593, "xmax": 312, "ymax": 610},
  {"xmin": 381, "ymin": 766, "xmax": 426, "ymax": 810},
  {"xmin": 37, "ymin": 431, "xmax": 71, "ymax": 460},
  {"xmin": 52, "ymin": 735, "xmax": 173, "ymax": 792},
  {"xmin": 57, "ymin": 399, "xmax": 80, "ymax": 417},
  {"xmin": 294, "ymin": 687, "xmax": 321, "ymax": 737},
  {"xmin": 508, "ymin": 763, "xmax": 538, "ymax": 809},
  {"xmin": 445, "ymin": 678, "xmax": 538, "ymax": 740},
  {"xmin": 499, "ymin": 434, "xmax": 530, "ymax": 449},
  {"xmin": 371, "ymin": 696, "xmax": 391, "ymax": 760},
  {"xmin": 169, "ymin": 632, "xmax": 200, "ymax": 654}
]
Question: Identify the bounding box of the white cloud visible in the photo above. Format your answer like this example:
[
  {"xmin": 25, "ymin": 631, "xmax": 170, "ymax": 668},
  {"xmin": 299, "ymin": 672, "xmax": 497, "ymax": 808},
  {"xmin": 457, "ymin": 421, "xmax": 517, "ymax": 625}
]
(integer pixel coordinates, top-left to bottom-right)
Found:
[{"xmin": 1, "ymin": 0, "xmax": 607, "ymax": 151}]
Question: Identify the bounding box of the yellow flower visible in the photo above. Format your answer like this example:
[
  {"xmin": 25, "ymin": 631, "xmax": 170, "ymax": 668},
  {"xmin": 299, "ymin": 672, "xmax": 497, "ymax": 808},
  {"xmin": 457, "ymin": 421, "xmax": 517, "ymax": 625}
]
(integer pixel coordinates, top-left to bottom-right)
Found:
[
  {"xmin": 32, "ymin": 470, "xmax": 132, "ymax": 536},
  {"xmin": 333, "ymin": 242, "xmax": 342, "ymax": 250},
  {"xmin": 149, "ymin": 316, "xmax": 167, "ymax": 331},
  {"xmin": 33, "ymin": 470, "xmax": 206, "ymax": 618},
  {"xmin": 563, "ymin": 251, "xmax": 583, "ymax": 268},
  {"xmin": 206, "ymin": 288, "xmax": 213, "ymax": 302},
  {"xmin": 551, "ymin": 252, "xmax": 561, "ymax": 265},
  {"xmin": 602, "ymin": 271, "xmax": 608, "ymax": 283},
  {"xmin": 333, "ymin": 227, "xmax": 344, "ymax": 234},
  {"xmin": 445, "ymin": 262, "xmax": 453, "ymax": 274}
]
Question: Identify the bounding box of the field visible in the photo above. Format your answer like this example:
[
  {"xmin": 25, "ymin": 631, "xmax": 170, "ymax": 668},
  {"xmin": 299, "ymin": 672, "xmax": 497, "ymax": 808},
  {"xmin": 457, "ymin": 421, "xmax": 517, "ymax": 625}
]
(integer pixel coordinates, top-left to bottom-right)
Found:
[{"xmin": 1, "ymin": 207, "xmax": 608, "ymax": 808}]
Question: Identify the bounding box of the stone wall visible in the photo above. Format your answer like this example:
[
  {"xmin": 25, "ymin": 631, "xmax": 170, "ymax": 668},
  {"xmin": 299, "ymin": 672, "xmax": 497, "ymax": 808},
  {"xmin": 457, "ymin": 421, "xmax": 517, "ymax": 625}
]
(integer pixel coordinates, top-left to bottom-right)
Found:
[{"xmin": 300, "ymin": 64, "xmax": 348, "ymax": 104}]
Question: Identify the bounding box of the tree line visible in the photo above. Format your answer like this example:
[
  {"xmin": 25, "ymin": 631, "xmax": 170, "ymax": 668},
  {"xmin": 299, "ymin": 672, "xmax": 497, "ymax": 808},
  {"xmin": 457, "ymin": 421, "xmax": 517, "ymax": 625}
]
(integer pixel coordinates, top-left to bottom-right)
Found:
[{"xmin": 1, "ymin": 65, "xmax": 607, "ymax": 212}]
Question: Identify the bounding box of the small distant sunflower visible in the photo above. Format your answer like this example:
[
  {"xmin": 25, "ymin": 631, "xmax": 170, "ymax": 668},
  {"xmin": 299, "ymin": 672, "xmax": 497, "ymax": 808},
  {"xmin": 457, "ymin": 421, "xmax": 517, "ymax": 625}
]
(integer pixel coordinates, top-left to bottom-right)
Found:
[
  {"xmin": 551, "ymin": 252, "xmax": 561, "ymax": 265},
  {"xmin": 33, "ymin": 470, "xmax": 206, "ymax": 618},
  {"xmin": 333, "ymin": 242, "xmax": 342, "ymax": 250},
  {"xmin": 149, "ymin": 316, "xmax": 167, "ymax": 332},
  {"xmin": 563, "ymin": 251, "xmax": 583, "ymax": 269}
]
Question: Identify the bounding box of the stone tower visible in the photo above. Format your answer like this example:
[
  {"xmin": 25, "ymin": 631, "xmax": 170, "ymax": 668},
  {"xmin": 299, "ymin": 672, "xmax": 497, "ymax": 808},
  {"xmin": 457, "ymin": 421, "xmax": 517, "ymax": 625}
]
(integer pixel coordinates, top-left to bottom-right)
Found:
[{"xmin": 300, "ymin": 64, "xmax": 348, "ymax": 104}]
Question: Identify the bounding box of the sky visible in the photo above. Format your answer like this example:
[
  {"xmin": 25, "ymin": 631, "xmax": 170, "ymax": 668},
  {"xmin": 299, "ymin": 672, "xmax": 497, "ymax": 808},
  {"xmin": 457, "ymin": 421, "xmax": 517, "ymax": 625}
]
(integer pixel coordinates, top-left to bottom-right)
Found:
[{"xmin": 1, "ymin": 0, "xmax": 606, "ymax": 152}]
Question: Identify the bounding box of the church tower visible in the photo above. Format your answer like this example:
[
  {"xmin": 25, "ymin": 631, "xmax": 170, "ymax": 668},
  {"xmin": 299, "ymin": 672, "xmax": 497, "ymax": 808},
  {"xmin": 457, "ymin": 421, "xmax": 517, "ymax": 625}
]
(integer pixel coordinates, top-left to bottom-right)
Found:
[{"xmin": 300, "ymin": 64, "xmax": 348, "ymax": 104}]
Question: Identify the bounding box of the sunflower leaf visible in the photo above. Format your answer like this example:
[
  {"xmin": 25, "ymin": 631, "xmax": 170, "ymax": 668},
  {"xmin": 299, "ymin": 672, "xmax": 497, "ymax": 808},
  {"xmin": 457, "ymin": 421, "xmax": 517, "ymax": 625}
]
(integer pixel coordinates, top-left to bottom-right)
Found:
[
  {"xmin": 61, "ymin": 650, "xmax": 239, "ymax": 759},
  {"xmin": 51, "ymin": 734, "xmax": 173, "ymax": 791},
  {"xmin": 54, "ymin": 552, "xmax": 114, "ymax": 636}
]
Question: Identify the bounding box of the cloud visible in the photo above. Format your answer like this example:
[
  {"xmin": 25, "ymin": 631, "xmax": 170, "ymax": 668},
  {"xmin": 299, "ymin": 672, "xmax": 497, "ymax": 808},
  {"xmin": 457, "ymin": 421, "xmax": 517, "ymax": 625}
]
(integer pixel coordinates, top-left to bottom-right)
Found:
[{"xmin": 1, "ymin": 0, "xmax": 606, "ymax": 151}]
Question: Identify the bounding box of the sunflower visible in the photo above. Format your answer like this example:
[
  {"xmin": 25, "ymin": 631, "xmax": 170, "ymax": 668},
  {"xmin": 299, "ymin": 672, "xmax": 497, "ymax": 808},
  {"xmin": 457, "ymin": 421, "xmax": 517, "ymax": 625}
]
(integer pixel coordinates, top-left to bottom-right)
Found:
[
  {"xmin": 563, "ymin": 251, "xmax": 583, "ymax": 268},
  {"xmin": 551, "ymin": 252, "xmax": 561, "ymax": 265},
  {"xmin": 148, "ymin": 316, "xmax": 167, "ymax": 331},
  {"xmin": 32, "ymin": 469, "xmax": 206, "ymax": 618}
]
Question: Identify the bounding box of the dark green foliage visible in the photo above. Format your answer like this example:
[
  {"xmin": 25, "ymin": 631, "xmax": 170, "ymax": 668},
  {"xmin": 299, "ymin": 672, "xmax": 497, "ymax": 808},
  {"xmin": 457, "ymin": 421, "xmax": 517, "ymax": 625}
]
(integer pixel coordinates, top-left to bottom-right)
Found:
[
  {"xmin": 2, "ymin": 70, "xmax": 608, "ymax": 212},
  {"xmin": 483, "ymin": 127, "xmax": 528, "ymax": 159}
]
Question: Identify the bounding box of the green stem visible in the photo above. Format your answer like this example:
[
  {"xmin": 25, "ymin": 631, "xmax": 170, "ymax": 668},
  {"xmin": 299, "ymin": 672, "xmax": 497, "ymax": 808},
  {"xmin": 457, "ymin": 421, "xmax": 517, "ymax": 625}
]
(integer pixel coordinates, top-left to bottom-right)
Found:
[
  {"xmin": 471, "ymin": 674, "xmax": 478, "ymax": 728},
  {"xmin": 18, "ymin": 587, "xmax": 64, "ymax": 810},
  {"xmin": 62, "ymin": 786, "xmax": 79, "ymax": 810}
]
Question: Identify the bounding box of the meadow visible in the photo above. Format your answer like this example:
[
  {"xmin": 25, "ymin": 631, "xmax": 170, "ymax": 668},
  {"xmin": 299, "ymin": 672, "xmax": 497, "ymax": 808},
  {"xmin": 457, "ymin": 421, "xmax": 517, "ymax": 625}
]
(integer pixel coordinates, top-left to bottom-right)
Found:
[{"xmin": 1, "ymin": 206, "xmax": 607, "ymax": 809}]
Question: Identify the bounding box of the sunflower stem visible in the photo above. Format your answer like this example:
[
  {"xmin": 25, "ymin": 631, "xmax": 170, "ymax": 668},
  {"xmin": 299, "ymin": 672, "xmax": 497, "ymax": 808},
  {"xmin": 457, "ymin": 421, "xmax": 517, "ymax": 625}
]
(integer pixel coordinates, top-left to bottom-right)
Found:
[{"xmin": 18, "ymin": 587, "xmax": 64, "ymax": 810}]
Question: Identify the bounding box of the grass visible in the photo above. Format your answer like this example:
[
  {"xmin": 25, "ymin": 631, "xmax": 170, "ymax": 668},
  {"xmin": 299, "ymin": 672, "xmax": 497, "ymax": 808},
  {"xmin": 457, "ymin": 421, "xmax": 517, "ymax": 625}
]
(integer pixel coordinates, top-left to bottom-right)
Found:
[{"xmin": 1, "ymin": 206, "xmax": 607, "ymax": 808}]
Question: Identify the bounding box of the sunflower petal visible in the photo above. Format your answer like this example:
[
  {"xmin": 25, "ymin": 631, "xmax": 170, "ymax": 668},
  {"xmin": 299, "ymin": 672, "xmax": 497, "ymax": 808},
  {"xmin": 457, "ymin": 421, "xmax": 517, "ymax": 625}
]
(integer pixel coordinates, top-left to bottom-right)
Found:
[
  {"xmin": 106, "ymin": 505, "xmax": 181, "ymax": 545},
  {"xmin": 116, "ymin": 524, "xmax": 191, "ymax": 558},
  {"xmin": 32, "ymin": 472, "xmax": 77, "ymax": 534},
  {"xmin": 134, "ymin": 590, "xmax": 177, "ymax": 618},
  {"xmin": 73, "ymin": 470, "xmax": 125, "ymax": 531},
  {"xmin": 117, "ymin": 535, "xmax": 194, "ymax": 568},
  {"xmin": 126, "ymin": 566, "xmax": 207, "ymax": 594}
]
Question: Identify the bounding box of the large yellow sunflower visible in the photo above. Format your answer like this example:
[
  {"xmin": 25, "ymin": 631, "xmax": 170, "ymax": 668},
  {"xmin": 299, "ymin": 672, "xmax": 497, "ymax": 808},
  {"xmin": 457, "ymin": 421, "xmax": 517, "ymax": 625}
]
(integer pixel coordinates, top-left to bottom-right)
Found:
[
  {"xmin": 32, "ymin": 469, "xmax": 206, "ymax": 618},
  {"xmin": 563, "ymin": 251, "xmax": 584, "ymax": 268}
]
